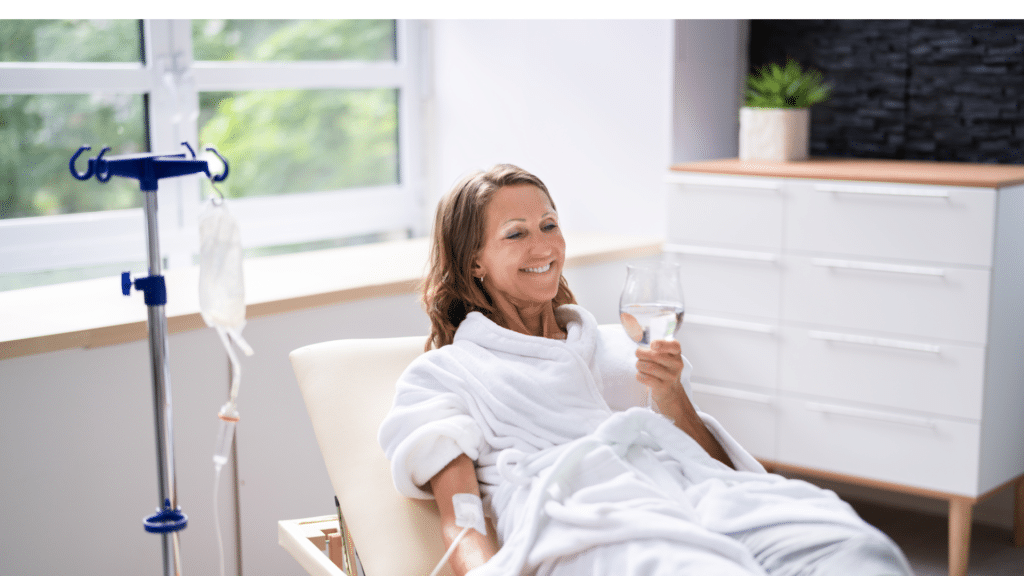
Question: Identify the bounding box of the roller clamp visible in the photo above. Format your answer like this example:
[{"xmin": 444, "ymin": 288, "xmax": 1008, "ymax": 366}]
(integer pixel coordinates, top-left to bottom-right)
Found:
[{"xmin": 122, "ymin": 272, "xmax": 167, "ymax": 306}]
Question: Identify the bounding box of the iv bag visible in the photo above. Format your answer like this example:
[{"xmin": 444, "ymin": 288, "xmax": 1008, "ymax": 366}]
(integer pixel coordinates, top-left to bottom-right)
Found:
[{"xmin": 198, "ymin": 198, "xmax": 253, "ymax": 357}]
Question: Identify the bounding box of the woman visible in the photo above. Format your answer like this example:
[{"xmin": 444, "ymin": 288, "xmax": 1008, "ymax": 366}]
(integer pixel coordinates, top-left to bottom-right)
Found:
[{"xmin": 379, "ymin": 164, "xmax": 912, "ymax": 576}]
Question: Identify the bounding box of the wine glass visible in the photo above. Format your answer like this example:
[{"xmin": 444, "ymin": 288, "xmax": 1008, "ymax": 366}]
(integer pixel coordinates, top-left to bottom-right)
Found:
[{"xmin": 619, "ymin": 261, "xmax": 686, "ymax": 408}]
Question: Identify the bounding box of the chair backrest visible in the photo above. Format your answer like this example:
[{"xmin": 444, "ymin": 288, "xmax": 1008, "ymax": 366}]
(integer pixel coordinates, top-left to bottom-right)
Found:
[{"xmin": 290, "ymin": 335, "xmax": 450, "ymax": 576}]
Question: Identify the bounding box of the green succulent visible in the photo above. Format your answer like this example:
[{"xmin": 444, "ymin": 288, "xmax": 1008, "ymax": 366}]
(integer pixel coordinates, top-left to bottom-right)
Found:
[{"xmin": 745, "ymin": 59, "xmax": 832, "ymax": 108}]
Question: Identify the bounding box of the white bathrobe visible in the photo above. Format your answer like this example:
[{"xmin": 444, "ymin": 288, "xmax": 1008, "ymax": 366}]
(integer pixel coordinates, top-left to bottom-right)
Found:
[{"xmin": 378, "ymin": 305, "xmax": 912, "ymax": 576}]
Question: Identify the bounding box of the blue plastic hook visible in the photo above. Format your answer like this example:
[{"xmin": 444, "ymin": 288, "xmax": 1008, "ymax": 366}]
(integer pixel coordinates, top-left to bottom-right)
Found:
[
  {"xmin": 205, "ymin": 146, "xmax": 229, "ymax": 182},
  {"xmin": 69, "ymin": 146, "xmax": 94, "ymax": 180},
  {"xmin": 94, "ymin": 147, "xmax": 113, "ymax": 183}
]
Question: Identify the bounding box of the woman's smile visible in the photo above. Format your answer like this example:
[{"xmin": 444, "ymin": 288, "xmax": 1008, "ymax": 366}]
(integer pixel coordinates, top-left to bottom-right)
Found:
[{"xmin": 521, "ymin": 262, "xmax": 553, "ymax": 274}]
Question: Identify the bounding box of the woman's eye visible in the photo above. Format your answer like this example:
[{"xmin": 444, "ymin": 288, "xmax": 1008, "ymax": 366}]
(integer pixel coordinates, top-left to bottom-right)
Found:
[
  {"xmin": 506, "ymin": 231, "xmax": 524, "ymax": 239},
  {"xmin": 543, "ymin": 222, "xmax": 558, "ymax": 231}
]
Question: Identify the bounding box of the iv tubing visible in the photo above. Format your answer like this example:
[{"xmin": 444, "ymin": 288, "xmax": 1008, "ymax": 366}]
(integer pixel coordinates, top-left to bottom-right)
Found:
[
  {"xmin": 213, "ymin": 368, "xmax": 239, "ymax": 576},
  {"xmin": 427, "ymin": 525, "xmax": 473, "ymax": 576},
  {"xmin": 216, "ymin": 327, "xmax": 243, "ymax": 409},
  {"xmin": 214, "ymin": 461, "xmax": 227, "ymax": 576},
  {"xmin": 212, "ymin": 424, "xmax": 234, "ymax": 576}
]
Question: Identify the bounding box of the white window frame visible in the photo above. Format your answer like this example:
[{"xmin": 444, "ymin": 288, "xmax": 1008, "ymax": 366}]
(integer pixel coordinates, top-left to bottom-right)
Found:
[{"xmin": 0, "ymin": 19, "xmax": 424, "ymax": 276}]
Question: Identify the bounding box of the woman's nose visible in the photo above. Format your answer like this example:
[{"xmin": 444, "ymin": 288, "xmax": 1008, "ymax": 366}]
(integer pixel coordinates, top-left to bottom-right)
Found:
[{"xmin": 528, "ymin": 234, "xmax": 554, "ymax": 256}]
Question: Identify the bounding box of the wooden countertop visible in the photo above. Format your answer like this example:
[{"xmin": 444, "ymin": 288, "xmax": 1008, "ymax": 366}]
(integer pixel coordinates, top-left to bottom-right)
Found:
[
  {"xmin": 670, "ymin": 157, "xmax": 1024, "ymax": 189},
  {"xmin": 0, "ymin": 232, "xmax": 662, "ymax": 360}
]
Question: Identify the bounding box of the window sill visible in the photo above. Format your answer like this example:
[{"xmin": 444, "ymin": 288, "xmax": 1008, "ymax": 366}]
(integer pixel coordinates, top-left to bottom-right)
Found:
[{"xmin": 0, "ymin": 232, "xmax": 662, "ymax": 359}]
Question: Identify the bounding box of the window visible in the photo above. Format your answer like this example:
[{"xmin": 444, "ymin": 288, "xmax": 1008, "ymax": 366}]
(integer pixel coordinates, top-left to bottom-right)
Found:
[{"xmin": 0, "ymin": 19, "xmax": 423, "ymax": 290}]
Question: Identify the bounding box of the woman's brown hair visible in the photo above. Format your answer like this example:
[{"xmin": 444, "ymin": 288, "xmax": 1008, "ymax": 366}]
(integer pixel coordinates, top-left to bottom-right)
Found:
[{"xmin": 422, "ymin": 164, "xmax": 576, "ymax": 350}]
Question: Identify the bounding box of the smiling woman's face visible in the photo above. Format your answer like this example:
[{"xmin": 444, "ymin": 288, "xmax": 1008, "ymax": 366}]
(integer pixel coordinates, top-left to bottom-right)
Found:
[{"xmin": 474, "ymin": 183, "xmax": 566, "ymax": 310}]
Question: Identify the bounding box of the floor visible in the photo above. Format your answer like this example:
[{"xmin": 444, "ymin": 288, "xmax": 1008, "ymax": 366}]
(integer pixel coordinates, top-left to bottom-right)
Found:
[{"xmin": 849, "ymin": 498, "xmax": 1024, "ymax": 576}]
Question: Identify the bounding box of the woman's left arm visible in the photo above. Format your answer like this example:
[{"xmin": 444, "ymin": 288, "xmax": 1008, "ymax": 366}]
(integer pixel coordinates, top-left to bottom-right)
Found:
[{"xmin": 636, "ymin": 340, "xmax": 734, "ymax": 468}]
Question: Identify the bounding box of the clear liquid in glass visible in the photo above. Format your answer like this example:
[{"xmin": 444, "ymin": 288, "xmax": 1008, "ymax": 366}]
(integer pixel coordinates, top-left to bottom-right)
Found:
[
  {"xmin": 619, "ymin": 303, "xmax": 685, "ymax": 346},
  {"xmin": 619, "ymin": 262, "xmax": 686, "ymax": 409}
]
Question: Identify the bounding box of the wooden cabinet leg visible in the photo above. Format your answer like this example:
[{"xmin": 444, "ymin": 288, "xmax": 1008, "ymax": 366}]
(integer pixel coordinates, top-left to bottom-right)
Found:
[
  {"xmin": 1014, "ymin": 474, "xmax": 1024, "ymax": 548},
  {"xmin": 948, "ymin": 497, "xmax": 973, "ymax": 576}
]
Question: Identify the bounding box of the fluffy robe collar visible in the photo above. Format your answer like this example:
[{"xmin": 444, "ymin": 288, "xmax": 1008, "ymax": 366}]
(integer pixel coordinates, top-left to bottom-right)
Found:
[{"xmin": 452, "ymin": 304, "xmax": 599, "ymax": 363}]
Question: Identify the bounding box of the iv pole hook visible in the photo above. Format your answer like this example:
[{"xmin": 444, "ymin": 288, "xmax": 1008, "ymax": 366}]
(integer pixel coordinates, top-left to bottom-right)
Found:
[
  {"xmin": 183, "ymin": 141, "xmax": 228, "ymax": 182},
  {"xmin": 94, "ymin": 147, "xmax": 113, "ymax": 182},
  {"xmin": 69, "ymin": 146, "xmax": 94, "ymax": 180},
  {"xmin": 205, "ymin": 146, "xmax": 230, "ymax": 182}
]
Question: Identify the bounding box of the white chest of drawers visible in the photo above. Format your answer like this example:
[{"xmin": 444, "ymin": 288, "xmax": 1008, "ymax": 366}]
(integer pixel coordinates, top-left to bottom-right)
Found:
[{"xmin": 666, "ymin": 158, "xmax": 1024, "ymax": 576}]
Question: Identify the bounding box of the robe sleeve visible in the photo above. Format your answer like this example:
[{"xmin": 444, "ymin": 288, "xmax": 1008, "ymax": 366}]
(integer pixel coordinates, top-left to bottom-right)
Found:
[
  {"xmin": 594, "ymin": 324, "xmax": 697, "ymax": 412},
  {"xmin": 697, "ymin": 411, "xmax": 767, "ymax": 474},
  {"xmin": 378, "ymin": 352, "xmax": 486, "ymax": 499}
]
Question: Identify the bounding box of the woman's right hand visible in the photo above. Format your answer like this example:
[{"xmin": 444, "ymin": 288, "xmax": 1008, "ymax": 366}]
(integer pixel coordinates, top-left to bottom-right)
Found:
[{"xmin": 635, "ymin": 339, "xmax": 686, "ymax": 404}]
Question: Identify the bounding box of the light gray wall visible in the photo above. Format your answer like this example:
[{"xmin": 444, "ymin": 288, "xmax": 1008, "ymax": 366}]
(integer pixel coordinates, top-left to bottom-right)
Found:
[
  {"xmin": 0, "ymin": 323, "xmax": 237, "ymax": 575},
  {"xmin": 672, "ymin": 19, "xmax": 749, "ymax": 163},
  {"xmin": 427, "ymin": 19, "xmax": 675, "ymax": 239}
]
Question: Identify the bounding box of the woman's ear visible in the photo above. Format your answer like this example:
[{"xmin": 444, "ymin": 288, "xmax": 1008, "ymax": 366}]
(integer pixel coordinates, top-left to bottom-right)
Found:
[{"xmin": 471, "ymin": 247, "xmax": 487, "ymax": 280}]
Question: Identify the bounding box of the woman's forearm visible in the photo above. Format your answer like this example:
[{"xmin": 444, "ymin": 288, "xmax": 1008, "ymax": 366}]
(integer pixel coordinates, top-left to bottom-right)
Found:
[
  {"xmin": 636, "ymin": 341, "xmax": 735, "ymax": 469},
  {"xmin": 652, "ymin": 387, "xmax": 734, "ymax": 469},
  {"xmin": 429, "ymin": 454, "xmax": 498, "ymax": 576}
]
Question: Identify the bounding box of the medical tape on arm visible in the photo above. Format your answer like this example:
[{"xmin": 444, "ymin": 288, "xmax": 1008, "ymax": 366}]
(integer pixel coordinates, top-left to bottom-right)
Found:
[{"xmin": 427, "ymin": 493, "xmax": 486, "ymax": 576}]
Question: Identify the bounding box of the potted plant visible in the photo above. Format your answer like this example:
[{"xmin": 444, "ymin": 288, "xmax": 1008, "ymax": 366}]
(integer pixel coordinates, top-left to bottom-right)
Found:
[{"xmin": 739, "ymin": 59, "xmax": 832, "ymax": 162}]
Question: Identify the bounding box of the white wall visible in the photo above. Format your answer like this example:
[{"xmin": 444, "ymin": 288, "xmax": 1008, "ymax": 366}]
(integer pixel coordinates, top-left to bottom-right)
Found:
[
  {"xmin": 427, "ymin": 20, "xmax": 675, "ymax": 238},
  {"xmin": 0, "ymin": 325, "xmax": 238, "ymax": 576}
]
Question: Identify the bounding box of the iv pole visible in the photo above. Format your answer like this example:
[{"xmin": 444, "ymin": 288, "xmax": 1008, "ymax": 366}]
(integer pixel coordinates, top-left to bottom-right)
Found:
[{"xmin": 70, "ymin": 143, "xmax": 229, "ymax": 576}]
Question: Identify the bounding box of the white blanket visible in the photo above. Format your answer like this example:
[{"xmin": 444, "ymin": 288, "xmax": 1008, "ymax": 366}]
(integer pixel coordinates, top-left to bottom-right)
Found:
[{"xmin": 378, "ymin": 306, "xmax": 905, "ymax": 576}]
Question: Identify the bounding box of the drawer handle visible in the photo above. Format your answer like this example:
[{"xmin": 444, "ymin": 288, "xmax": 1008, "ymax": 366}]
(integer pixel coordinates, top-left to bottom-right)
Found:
[
  {"xmin": 665, "ymin": 173, "xmax": 782, "ymax": 191},
  {"xmin": 805, "ymin": 401, "xmax": 935, "ymax": 428},
  {"xmin": 693, "ymin": 383, "xmax": 774, "ymax": 404},
  {"xmin": 814, "ymin": 183, "xmax": 950, "ymax": 199},
  {"xmin": 807, "ymin": 330, "xmax": 941, "ymax": 354},
  {"xmin": 687, "ymin": 314, "xmax": 777, "ymax": 334},
  {"xmin": 666, "ymin": 243, "xmax": 779, "ymax": 263},
  {"xmin": 811, "ymin": 258, "xmax": 946, "ymax": 277}
]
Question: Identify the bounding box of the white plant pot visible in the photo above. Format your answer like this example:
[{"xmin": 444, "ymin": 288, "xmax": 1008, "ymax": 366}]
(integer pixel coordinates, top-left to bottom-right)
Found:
[{"xmin": 739, "ymin": 107, "xmax": 810, "ymax": 162}]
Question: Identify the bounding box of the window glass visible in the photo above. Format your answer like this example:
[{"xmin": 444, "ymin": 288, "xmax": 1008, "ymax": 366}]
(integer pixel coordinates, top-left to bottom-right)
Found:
[
  {"xmin": 192, "ymin": 20, "xmax": 396, "ymax": 62},
  {"xmin": 1, "ymin": 93, "xmax": 148, "ymax": 219},
  {"xmin": 0, "ymin": 260, "xmax": 146, "ymax": 292},
  {"xmin": 0, "ymin": 19, "xmax": 142, "ymax": 63},
  {"xmin": 199, "ymin": 88, "xmax": 399, "ymax": 198},
  {"xmin": 1, "ymin": 18, "xmax": 414, "ymax": 291}
]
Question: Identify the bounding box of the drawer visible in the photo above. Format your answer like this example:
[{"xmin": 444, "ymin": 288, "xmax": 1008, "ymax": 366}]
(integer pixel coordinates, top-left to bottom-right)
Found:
[
  {"xmin": 776, "ymin": 396, "xmax": 980, "ymax": 495},
  {"xmin": 666, "ymin": 248, "xmax": 781, "ymax": 320},
  {"xmin": 778, "ymin": 326, "xmax": 985, "ymax": 420},
  {"xmin": 781, "ymin": 255, "xmax": 991, "ymax": 344},
  {"xmin": 667, "ymin": 174, "xmax": 784, "ymax": 251},
  {"xmin": 784, "ymin": 179, "xmax": 996, "ymax": 266},
  {"xmin": 691, "ymin": 382, "xmax": 776, "ymax": 461},
  {"xmin": 680, "ymin": 314, "xmax": 779, "ymax": 390}
]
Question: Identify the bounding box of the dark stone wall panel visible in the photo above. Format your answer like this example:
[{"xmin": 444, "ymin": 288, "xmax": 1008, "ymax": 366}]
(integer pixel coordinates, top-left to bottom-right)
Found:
[{"xmin": 747, "ymin": 20, "xmax": 1024, "ymax": 164}]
